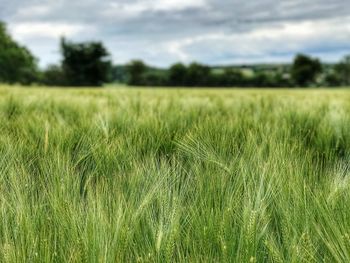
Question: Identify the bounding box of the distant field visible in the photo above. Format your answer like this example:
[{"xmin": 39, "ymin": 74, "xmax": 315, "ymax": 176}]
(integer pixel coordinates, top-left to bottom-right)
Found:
[{"xmin": 1, "ymin": 85, "xmax": 350, "ymax": 262}]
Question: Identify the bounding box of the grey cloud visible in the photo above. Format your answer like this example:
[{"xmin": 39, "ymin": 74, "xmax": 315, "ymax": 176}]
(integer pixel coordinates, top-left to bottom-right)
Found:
[{"xmin": 1, "ymin": 0, "xmax": 349, "ymax": 67}]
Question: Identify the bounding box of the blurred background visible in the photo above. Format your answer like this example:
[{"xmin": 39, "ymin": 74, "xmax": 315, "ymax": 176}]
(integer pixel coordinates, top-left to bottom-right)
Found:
[{"xmin": 0, "ymin": 0, "xmax": 349, "ymax": 87}]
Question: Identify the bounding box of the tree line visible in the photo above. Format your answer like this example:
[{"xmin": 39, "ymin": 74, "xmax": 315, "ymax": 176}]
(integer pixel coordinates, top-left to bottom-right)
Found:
[
  {"xmin": 1, "ymin": 21, "xmax": 350, "ymax": 88},
  {"xmin": 0, "ymin": 22, "xmax": 111, "ymax": 87},
  {"xmin": 125, "ymin": 56, "xmax": 318, "ymax": 87}
]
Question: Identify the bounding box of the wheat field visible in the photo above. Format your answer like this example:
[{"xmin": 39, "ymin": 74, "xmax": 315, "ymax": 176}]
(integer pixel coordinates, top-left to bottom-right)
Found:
[{"xmin": 0, "ymin": 85, "xmax": 350, "ymax": 262}]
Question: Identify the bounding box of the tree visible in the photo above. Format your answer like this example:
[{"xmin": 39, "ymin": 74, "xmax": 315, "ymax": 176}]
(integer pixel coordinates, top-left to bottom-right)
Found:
[
  {"xmin": 324, "ymin": 72, "xmax": 341, "ymax": 87},
  {"xmin": 334, "ymin": 55, "xmax": 350, "ymax": 86},
  {"xmin": 0, "ymin": 21, "xmax": 38, "ymax": 84},
  {"xmin": 143, "ymin": 72, "xmax": 167, "ymax": 86},
  {"xmin": 60, "ymin": 38, "xmax": 111, "ymax": 86},
  {"xmin": 41, "ymin": 65, "xmax": 68, "ymax": 86},
  {"xmin": 126, "ymin": 60, "xmax": 147, "ymax": 86},
  {"xmin": 220, "ymin": 68, "xmax": 245, "ymax": 87},
  {"xmin": 291, "ymin": 54, "xmax": 322, "ymax": 87},
  {"xmin": 168, "ymin": 63, "xmax": 187, "ymax": 86},
  {"xmin": 111, "ymin": 65, "xmax": 128, "ymax": 84},
  {"xmin": 185, "ymin": 62, "xmax": 211, "ymax": 86}
]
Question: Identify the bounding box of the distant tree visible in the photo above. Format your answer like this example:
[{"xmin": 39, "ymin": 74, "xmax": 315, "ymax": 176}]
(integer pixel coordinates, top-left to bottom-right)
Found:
[
  {"xmin": 126, "ymin": 60, "xmax": 148, "ymax": 86},
  {"xmin": 334, "ymin": 55, "xmax": 350, "ymax": 86},
  {"xmin": 168, "ymin": 63, "xmax": 187, "ymax": 86},
  {"xmin": 221, "ymin": 68, "xmax": 245, "ymax": 87},
  {"xmin": 111, "ymin": 65, "xmax": 128, "ymax": 83},
  {"xmin": 324, "ymin": 72, "xmax": 342, "ymax": 87},
  {"xmin": 291, "ymin": 54, "xmax": 322, "ymax": 86},
  {"xmin": 41, "ymin": 65, "xmax": 68, "ymax": 86},
  {"xmin": 185, "ymin": 62, "xmax": 211, "ymax": 86},
  {"xmin": 272, "ymin": 72, "xmax": 293, "ymax": 87},
  {"xmin": 143, "ymin": 72, "xmax": 167, "ymax": 86},
  {"xmin": 0, "ymin": 21, "xmax": 38, "ymax": 84},
  {"xmin": 250, "ymin": 71, "xmax": 291, "ymax": 87},
  {"xmin": 60, "ymin": 38, "xmax": 111, "ymax": 86},
  {"xmin": 251, "ymin": 72, "xmax": 274, "ymax": 87}
]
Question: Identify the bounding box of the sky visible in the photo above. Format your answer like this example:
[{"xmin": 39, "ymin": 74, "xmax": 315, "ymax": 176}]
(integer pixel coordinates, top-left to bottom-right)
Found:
[{"xmin": 1, "ymin": 0, "xmax": 350, "ymax": 68}]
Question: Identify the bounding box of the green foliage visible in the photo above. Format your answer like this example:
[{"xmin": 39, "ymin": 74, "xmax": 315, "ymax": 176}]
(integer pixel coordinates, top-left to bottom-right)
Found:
[
  {"xmin": 41, "ymin": 64, "xmax": 68, "ymax": 86},
  {"xmin": 324, "ymin": 72, "xmax": 342, "ymax": 87},
  {"xmin": 60, "ymin": 38, "xmax": 111, "ymax": 86},
  {"xmin": 168, "ymin": 63, "xmax": 187, "ymax": 86},
  {"xmin": 220, "ymin": 68, "xmax": 246, "ymax": 86},
  {"xmin": 126, "ymin": 60, "xmax": 148, "ymax": 86},
  {"xmin": 111, "ymin": 65, "xmax": 128, "ymax": 84},
  {"xmin": 0, "ymin": 21, "xmax": 38, "ymax": 84},
  {"xmin": 185, "ymin": 62, "xmax": 211, "ymax": 86},
  {"xmin": 0, "ymin": 86, "xmax": 350, "ymax": 262},
  {"xmin": 291, "ymin": 54, "xmax": 322, "ymax": 87},
  {"xmin": 334, "ymin": 56, "xmax": 350, "ymax": 86},
  {"xmin": 124, "ymin": 61, "xmax": 294, "ymax": 88},
  {"xmin": 142, "ymin": 72, "xmax": 168, "ymax": 86}
]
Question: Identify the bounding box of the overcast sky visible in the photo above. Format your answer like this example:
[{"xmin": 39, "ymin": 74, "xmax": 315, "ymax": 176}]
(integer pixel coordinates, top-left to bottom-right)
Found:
[{"xmin": 1, "ymin": 0, "xmax": 350, "ymax": 67}]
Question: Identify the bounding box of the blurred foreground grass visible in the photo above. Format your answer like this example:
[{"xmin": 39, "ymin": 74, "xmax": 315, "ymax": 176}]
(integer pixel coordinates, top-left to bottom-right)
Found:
[{"xmin": 1, "ymin": 85, "xmax": 350, "ymax": 262}]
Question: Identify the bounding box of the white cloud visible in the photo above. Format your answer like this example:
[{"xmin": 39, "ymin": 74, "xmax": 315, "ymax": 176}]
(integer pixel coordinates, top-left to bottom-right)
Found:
[
  {"xmin": 9, "ymin": 22, "xmax": 91, "ymax": 40},
  {"xmin": 152, "ymin": 0, "xmax": 207, "ymax": 11},
  {"xmin": 165, "ymin": 17, "xmax": 350, "ymax": 64},
  {"xmin": 105, "ymin": 0, "xmax": 207, "ymax": 17},
  {"xmin": 14, "ymin": 5, "xmax": 52, "ymax": 18},
  {"xmin": 3, "ymin": 0, "xmax": 350, "ymax": 66}
]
